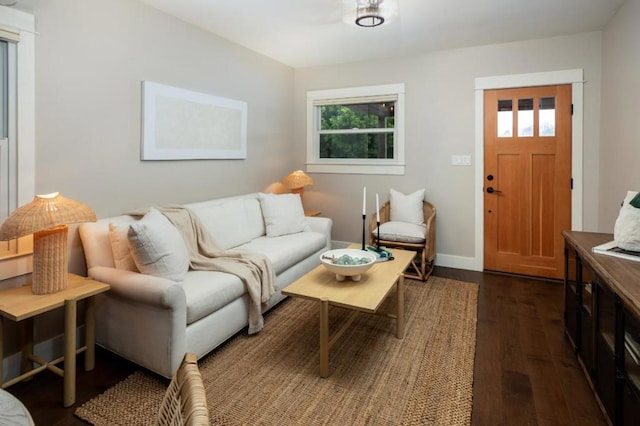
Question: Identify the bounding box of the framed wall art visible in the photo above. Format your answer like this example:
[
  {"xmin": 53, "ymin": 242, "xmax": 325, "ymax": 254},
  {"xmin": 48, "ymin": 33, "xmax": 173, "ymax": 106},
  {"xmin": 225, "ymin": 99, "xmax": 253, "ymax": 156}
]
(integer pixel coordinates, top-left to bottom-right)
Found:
[{"xmin": 141, "ymin": 81, "xmax": 247, "ymax": 160}]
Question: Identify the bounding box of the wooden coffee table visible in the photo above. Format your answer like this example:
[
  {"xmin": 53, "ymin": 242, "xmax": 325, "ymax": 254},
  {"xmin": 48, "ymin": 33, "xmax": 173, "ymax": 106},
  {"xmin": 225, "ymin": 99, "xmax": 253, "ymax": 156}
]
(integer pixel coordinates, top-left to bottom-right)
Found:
[{"xmin": 282, "ymin": 246, "xmax": 415, "ymax": 377}]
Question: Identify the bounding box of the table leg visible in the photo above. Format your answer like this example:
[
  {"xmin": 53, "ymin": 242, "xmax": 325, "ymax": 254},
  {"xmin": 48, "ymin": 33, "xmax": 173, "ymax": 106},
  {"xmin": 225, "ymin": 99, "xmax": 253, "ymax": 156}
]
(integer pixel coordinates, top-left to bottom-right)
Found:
[
  {"xmin": 319, "ymin": 299, "xmax": 329, "ymax": 378},
  {"xmin": 63, "ymin": 298, "xmax": 77, "ymax": 407},
  {"xmin": 84, "ymin": 297, "xmax": 96, "ymax": 371},
  {"xmin": 396, "ymin": 275, "xmax": 405, "ymax": 339},
  {"xmin": 20, "ymin": 318, "xmax": 34, "ymax": 376}
]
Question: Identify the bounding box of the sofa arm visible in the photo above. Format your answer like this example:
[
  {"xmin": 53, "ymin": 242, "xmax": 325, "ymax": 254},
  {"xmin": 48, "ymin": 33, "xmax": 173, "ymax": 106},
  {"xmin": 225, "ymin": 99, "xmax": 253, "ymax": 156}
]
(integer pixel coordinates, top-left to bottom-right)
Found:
[
  {"xmin": 306, "ymin": 216, "xmax": 333, "ymax": 248},
  {"xmin": 88, "ymin": 266, "xmax": 186, "ymax": 311}
]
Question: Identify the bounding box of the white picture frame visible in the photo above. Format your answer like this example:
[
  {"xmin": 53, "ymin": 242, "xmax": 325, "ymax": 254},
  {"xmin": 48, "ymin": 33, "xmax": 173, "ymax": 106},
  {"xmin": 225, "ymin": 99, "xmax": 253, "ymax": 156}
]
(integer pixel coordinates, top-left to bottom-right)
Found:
[{"xmin": 141, "ymin": 81, "xmax": 247, "ymax": 160}]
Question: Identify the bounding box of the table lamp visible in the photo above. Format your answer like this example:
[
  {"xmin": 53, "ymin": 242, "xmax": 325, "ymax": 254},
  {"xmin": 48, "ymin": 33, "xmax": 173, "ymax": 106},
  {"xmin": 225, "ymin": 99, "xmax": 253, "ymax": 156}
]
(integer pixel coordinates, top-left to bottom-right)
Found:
[
  {"xmin": 0, "ymin": 192, "xmax": 96, "ymax": 294},
  {"xmin": 282, "ymin": 170, "xmax": 314, "ymax": 203}
]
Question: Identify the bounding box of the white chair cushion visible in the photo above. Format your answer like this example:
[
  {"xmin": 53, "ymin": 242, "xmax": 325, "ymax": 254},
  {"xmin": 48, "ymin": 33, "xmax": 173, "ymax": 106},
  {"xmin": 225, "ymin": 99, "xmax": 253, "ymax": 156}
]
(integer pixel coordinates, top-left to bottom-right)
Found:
[
  {"xmin": 375, "ymin": 221, "xmax": 426, "ymax": 244},
  {"xmin": 108, "ymin": 223, "xmax": 139, "ymax": 272},
  {"xmin": 258, "ymin": 193, "xmax": 309, "ymax": 237},
  {"xmin": 390, "ymin": 188, "xmax": 425, "ymax": 225},
  {"xmin": 128, "ymin": 208, "xmax": 190, "ymax": 282}
]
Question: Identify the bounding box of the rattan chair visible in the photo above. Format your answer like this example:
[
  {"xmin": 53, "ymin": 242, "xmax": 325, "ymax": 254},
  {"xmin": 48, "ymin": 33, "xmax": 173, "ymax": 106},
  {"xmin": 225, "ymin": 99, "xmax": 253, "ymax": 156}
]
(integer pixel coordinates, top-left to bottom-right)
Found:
[
  {"xmin": 369, "ymin": 200, "xmax": 436, "ymax": 281},
  {"xmin": 156, "ymin": 353, "xmax": 209, "ymax": 426}
]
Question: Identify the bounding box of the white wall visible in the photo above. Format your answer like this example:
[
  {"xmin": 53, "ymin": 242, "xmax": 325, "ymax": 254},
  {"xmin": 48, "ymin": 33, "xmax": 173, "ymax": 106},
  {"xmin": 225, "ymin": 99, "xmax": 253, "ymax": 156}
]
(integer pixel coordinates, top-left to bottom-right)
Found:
[
  {"xmin": 599, "ymin": 0, "xmax": 640, "ymax": 231},
  {"xmin": 32, "ymin": 0, "xmax": 294, "ymax": 217},
  {"xmin": 295, "ymin": 32, "xmax": 603, "ymax": 265}
]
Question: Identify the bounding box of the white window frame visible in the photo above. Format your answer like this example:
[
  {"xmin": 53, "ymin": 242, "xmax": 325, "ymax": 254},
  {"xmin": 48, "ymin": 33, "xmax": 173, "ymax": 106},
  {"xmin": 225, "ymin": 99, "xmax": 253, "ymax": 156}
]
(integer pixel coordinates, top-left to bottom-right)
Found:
[
  {"xmin": 306, "ymin": 83, "xmax": 405, "ymax": 175},
  {"xmin": 0, "ymin": 8, "xmax": 36, "ymax": 280}
]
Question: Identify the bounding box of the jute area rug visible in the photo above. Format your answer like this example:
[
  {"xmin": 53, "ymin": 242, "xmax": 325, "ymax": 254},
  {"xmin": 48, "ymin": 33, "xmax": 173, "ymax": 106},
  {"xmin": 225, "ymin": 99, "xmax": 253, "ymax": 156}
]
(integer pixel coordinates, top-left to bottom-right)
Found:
[{"xmin": 76, "ymin": 277, "xmax": 478, "ymax": 425}]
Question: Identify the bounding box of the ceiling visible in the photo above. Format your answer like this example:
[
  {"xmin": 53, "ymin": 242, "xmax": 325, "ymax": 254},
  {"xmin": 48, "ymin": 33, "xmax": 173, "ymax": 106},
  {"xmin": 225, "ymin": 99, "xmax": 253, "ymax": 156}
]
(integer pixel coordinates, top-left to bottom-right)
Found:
[{"xmin": 15, "ymin": 0, "xmax": 625, "ymax": 68}]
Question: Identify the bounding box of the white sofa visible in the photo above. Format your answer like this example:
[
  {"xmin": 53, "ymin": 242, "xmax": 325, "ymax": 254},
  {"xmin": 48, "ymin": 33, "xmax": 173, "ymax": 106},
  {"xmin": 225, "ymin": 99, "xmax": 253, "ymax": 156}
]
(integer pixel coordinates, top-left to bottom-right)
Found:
[{"xmin": 79, "ymin": 193, "xmax": 332, "ymax": 378}]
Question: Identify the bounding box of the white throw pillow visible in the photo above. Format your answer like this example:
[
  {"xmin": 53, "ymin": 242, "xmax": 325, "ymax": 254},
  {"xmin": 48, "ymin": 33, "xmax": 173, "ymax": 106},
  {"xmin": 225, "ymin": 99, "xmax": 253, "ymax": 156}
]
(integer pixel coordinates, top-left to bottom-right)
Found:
[
  {"xmin": 108, "ymin": 223, "xmax": 139, "ymax": 272},
  {"xmin": 390, "ymin": 188, "xmax": 425, "ymax": 225},
  {"xmin": 614, "ymin": 190, "xmax": 640, "ymax": 251},
  {"xmin": 127, "ymin": 208, "xmax": 189, "ymax": 282},
  {"xmin": 375, "ymin": 221, "xmax": 427, "ymax": 244},
  {"xmin": 258, "ymin": 193, "xmax": 308, "ymax": 237}
]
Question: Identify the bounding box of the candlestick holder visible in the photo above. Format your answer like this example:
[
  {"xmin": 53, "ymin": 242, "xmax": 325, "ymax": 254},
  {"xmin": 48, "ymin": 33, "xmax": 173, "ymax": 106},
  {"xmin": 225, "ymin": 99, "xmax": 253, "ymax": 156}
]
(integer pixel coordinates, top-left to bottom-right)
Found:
[
  {"xmin": 376, "ymin": 221, "xmax": 381, "ymax": 251},
  {"xmin": 362, "ymin": 214, "xmax": 366, "ymax": 250}
]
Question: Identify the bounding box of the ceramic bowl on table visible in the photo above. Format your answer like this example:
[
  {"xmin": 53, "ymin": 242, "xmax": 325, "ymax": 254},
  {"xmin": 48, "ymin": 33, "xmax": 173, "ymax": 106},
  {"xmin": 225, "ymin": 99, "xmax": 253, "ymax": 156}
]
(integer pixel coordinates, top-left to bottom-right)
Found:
[{"xmin": 320, "ymin": 248, "xmax": 377, "ymax": 282}]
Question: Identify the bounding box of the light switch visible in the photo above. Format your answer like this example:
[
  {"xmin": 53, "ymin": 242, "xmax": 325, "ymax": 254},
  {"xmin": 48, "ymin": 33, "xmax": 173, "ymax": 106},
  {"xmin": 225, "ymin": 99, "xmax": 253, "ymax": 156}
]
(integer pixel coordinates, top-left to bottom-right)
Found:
[{"xmin": 451, "ymin": 155, "xmax": 472, "ymax": 166}]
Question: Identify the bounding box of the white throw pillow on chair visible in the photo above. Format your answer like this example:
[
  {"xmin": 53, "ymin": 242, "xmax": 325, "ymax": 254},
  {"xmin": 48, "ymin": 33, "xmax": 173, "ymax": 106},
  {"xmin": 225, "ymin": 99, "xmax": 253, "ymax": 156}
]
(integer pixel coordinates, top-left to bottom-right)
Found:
[{"xmin": 390, "ymin": 188, "xmax": 425, "ymax": 225}]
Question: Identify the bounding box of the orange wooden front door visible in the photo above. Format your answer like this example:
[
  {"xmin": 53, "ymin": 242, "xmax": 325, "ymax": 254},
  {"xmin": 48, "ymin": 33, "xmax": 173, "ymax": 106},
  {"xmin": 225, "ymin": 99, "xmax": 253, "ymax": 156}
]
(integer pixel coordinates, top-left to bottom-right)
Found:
[{"xmin": 484, "ymin": 85, "xmax": 572, "ymax": 279}]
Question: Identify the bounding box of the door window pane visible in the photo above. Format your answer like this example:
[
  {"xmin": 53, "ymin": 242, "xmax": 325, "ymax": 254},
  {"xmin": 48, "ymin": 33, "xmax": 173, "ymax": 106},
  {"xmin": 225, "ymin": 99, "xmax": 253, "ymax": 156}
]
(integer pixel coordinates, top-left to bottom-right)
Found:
[
  {"xmin": 518, "ymin": 98, "xmax": 534, "ymax": 137},
  {"xmin": 539, "ymin": 97, "xmax": 556, "ymax": 137},
  {"xmin": 497, "ymin": 99, "xmax": 512, "ymax": 138}
]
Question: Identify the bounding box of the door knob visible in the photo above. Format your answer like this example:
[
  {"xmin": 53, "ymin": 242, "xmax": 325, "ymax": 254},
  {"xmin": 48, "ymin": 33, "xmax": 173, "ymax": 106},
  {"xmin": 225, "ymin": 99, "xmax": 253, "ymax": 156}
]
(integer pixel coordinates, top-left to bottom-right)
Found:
[{"xmin": 486, "ymin": 187, "xmax": 502, "ymax": 194}]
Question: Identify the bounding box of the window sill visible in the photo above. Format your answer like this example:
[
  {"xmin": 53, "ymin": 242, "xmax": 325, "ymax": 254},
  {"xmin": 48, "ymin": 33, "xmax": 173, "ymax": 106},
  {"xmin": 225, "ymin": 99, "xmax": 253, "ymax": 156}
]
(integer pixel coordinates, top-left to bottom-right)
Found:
[{"xmin": 306, "ymin": 163, "xmax": 405, "ymax": 175}]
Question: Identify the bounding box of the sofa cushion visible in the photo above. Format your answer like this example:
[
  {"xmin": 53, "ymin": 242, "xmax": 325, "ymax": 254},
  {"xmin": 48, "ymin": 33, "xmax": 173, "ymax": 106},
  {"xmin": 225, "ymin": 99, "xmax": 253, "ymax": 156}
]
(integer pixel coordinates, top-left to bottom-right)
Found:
[
  {"xmin": 189, "ymin": 197, "xmax": 265, "ymax": 250},
  {"xmin": 108, "ymin": 223, "xmax": 139, "ymax": 272},
  {"xmin": 127, "ymin": 208, "xmax": 190, "ymax": 282},
  {"xmin": 390, "ymin": 188, "xmax": 425, "ymax": 225},
  {"xmin": 258, "ymin": 193, "xmax": 309, "ymax": 237},
  {"xmin": 183, "ymin": 270, "xmax": 246, "ymax": 324},
  {"xmin": 236, "ymin": 231, "xmax": 326, "ymax": 275}
]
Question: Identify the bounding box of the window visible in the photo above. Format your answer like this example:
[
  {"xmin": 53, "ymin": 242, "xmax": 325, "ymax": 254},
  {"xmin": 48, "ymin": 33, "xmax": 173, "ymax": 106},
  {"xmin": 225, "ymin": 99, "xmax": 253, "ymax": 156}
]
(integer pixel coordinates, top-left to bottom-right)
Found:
[
  {"xmin": 306, "ymin": 84, "xmax": 405, "ymax": 175},
  {"xmin": 0, "ymin": 9, "xmax": 35, "ymax": 278}
]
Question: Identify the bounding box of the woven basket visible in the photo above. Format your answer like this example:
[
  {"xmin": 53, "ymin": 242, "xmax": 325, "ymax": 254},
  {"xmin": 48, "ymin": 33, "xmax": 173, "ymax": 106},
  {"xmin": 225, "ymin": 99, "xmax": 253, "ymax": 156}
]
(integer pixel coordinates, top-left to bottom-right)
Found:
[{"xmin": 32, "ymin": 225, "xmax": 68, "ymax": 294}]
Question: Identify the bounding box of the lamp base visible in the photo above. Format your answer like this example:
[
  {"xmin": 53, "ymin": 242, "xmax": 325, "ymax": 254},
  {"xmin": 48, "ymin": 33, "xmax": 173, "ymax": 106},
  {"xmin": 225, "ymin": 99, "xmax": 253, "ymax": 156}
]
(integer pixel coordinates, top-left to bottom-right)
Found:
[{"xmin": 32, "ymin": 225, "xmax": 68, "ymax": 294}]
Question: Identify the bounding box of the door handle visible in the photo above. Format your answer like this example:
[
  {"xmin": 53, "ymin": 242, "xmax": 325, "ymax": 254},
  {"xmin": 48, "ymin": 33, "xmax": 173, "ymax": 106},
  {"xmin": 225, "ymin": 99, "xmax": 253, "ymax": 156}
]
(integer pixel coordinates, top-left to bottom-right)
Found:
[{"xmin": 486, "ymin": 187, "xmax": 502, "ymax": 194}]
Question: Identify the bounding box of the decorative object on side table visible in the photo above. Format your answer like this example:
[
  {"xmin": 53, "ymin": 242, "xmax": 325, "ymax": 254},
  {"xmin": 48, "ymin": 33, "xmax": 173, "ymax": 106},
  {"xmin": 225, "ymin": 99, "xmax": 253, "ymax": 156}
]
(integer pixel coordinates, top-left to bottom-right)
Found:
[
  {"xmin": 282, "ymin": 170, "xmax": 314, "ymax": 203},
  {"xmin": 320, "ymin": 248, "xmax": 376, "ymax": 282},
  {"xmin": 0, "ymin": 192, "xmax": 96, "ymax": 294}
]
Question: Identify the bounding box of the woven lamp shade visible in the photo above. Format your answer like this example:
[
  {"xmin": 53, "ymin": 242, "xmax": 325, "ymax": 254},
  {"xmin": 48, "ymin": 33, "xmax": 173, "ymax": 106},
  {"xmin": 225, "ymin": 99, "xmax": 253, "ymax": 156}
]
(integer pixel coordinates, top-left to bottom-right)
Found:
[
  {"xmin": 282, "ymin": 170, "xmax": 313, "ymax": 190},
  {"xmin": 0, "ymin": 192, "xmax": 96, "ymax": 294}
]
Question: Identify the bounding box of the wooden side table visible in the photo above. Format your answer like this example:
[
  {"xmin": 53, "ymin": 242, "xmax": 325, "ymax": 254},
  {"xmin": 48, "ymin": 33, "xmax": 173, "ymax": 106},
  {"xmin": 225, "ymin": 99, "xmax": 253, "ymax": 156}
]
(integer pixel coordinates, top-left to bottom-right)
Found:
[
  {"xmin": 0, "ymin": 274, "xmax": 109, "ymax": 407},
  {"xmin": 304, "ymin": 210, "xmax": 321, "ymax": 217}
]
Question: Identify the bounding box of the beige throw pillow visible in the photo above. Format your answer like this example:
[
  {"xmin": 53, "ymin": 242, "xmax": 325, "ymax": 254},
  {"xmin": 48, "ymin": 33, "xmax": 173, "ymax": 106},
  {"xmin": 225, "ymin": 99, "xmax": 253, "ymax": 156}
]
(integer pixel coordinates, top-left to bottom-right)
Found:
[
  {"xmin": 258, "ymin": 193, "xmax": 308, "ymax": 237},
  {"xmin": 127, "ymin": 208, "xmax": 189, "ymax": 282},
  {"xmin": 108, "ymin": 223, "xmax": 139, "ymax": 272},
  {"xmin": 390, "ymin": 188, "xmax": 425, "ymax": 225}
]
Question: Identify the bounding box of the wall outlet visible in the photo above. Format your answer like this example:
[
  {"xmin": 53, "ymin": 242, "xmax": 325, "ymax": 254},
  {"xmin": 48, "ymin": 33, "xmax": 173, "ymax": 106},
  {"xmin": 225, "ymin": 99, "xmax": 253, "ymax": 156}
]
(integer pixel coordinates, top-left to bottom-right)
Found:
[{"xmin": 451, "ymin": 155, "xmax": 472, "ymax": 166}]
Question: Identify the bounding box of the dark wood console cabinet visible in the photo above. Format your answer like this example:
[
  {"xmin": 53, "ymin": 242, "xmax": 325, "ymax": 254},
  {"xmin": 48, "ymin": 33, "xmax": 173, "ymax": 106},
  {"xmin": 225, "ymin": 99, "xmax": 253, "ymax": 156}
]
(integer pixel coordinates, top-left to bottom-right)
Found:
[{"xmin": 563, "ymin": 231, "xmax": 640, "ymax": 425}]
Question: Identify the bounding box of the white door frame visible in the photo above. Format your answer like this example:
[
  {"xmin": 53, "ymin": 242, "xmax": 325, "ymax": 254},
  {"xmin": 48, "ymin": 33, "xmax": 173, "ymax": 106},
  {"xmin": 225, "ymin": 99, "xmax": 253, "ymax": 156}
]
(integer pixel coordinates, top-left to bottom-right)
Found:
[{"xmin": 472, "ymin": 69, "xmax": 584, "ymax": 271}]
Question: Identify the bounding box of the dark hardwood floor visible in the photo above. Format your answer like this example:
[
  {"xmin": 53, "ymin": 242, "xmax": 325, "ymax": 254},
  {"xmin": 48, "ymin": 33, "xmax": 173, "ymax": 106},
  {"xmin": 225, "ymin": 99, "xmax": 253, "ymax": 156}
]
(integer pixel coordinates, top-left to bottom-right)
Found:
[{"xmin": 6, "ymin": 267, "xmax": 606, "ymax": 425}]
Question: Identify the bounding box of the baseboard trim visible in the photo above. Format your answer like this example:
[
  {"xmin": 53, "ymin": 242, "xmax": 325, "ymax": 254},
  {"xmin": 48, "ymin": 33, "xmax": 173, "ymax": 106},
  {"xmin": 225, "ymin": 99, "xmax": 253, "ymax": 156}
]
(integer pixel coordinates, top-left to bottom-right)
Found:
[{"xmin": 331, "ymin": 240, "xmax": 481, "ymax": 272}]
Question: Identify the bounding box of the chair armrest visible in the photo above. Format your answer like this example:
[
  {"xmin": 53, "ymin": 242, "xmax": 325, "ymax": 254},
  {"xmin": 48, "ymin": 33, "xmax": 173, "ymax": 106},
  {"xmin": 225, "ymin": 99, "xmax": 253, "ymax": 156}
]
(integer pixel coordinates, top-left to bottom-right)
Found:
[
  {"xmin": 88, "ymin": 266, "xmax": 186, "ymax": 311},
  {"xmin": 424, "ymin": 205, "xmax": 436, "ymax": 260}
]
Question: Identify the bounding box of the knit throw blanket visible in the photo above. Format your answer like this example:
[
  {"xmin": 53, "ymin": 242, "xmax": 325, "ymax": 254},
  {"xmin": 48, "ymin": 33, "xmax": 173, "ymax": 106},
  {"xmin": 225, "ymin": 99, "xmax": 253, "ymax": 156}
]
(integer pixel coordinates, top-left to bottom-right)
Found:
[{"xmin": 155, "ymin": 206, "xmax": 276, "ymax": 334}]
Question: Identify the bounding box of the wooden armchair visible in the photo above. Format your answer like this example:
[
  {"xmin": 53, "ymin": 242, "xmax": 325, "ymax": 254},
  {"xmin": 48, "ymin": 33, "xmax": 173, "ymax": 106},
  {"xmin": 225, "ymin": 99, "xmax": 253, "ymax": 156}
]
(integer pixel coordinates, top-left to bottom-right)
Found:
[
  {"xmin": 156, "ymin": 353, "xmax": 209, "ymax": 426},
  {"xmin": 369, "ymin": 200, "xmax": 436, "ymax": 281}
]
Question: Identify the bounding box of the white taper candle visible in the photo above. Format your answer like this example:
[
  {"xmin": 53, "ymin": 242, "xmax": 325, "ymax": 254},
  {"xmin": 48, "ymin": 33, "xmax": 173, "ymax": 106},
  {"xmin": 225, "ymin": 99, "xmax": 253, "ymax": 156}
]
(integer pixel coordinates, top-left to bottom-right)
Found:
[
  {"xmin": 362, "ymin": 187, "xmax": 366, "ymax": 215},
  {"xmin": 376, "ymin": 193, "xmax": 380, "ymax": 222}
]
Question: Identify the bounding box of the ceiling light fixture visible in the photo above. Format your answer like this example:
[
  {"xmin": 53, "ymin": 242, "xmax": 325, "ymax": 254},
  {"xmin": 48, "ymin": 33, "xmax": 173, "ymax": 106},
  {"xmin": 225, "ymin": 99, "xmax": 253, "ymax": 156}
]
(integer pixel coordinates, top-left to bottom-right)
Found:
[{"xmin": 343, "ymin": 0, "xmax": 398, "ymax": 28}]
